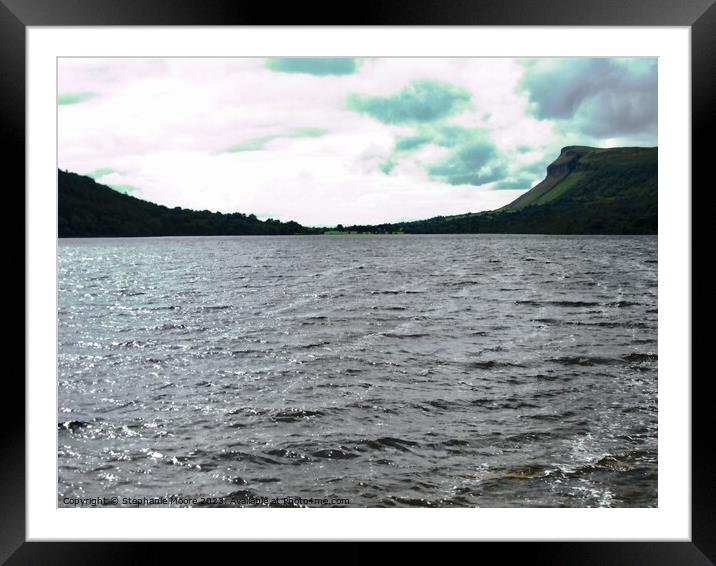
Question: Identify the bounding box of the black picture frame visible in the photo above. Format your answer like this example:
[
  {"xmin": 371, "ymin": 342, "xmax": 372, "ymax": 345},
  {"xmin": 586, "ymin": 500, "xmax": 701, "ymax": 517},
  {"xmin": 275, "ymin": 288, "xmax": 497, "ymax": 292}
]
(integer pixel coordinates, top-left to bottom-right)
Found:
[{"xmin": 7, "ymin": 0, "xmax": 712, "ymax": 562}]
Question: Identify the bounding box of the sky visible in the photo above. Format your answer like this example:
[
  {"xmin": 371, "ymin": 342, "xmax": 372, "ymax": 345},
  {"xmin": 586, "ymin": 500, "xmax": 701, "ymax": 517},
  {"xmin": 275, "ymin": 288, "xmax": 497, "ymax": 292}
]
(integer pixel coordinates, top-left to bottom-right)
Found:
[{"xmin": 58, "ymin": 57, "xmax": 657, "ymax": 227}]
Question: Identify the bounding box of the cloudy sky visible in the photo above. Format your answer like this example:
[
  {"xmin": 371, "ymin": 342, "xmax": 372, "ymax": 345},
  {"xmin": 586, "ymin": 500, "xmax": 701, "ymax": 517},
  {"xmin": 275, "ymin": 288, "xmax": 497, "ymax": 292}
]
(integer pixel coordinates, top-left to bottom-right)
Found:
[{"xmin": 58, "ymin": 57, "xmax": 657, "ymax": 226}]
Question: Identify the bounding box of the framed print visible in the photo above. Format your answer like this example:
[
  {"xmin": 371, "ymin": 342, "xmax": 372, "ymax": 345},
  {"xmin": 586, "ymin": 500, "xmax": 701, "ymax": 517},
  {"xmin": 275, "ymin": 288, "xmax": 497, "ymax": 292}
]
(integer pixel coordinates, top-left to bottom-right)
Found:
[{"xmin": 8, "ymin": 0, "xmax": 713, "ymax": 562}]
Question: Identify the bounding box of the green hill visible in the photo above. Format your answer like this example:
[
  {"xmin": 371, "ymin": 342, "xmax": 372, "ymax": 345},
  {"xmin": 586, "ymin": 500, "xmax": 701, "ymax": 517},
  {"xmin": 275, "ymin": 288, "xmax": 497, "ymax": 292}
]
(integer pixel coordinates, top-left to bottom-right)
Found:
[
  {"xmin": 58, "ymin": 170, "xmax": 319, "ymax": 237},
  {"xmin": 341, "ymin": 146, "xmax": 657, "ymax": 235},
  {"xmin": 501, "ymin": 146, "xmax": 657, "ymax": 213}
]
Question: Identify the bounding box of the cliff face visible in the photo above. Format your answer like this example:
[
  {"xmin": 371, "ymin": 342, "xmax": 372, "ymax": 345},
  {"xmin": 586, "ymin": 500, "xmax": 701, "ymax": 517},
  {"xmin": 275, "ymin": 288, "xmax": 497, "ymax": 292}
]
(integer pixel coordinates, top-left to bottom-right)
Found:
[{"xmin": 545, "ymin": 146, "xmax": 600, "ymax": 177}]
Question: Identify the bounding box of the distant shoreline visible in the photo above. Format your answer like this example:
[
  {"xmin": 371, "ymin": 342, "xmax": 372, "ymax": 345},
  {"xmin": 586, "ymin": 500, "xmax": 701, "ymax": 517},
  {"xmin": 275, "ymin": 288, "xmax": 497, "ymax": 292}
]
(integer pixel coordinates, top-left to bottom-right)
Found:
[
  {"xmin": 58, "ymin": 232, "xmax": 658, "ymax": 239},
  {"xmin": 58, "ymin": 146, "xmax": 656, "ymax": 238}
]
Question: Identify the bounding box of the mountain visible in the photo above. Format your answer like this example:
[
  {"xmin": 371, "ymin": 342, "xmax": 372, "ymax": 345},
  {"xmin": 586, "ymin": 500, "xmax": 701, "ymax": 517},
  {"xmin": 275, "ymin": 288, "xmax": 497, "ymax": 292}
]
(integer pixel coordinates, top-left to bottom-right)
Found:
[
  {"xmin": 340, "ymin": 146, "xmax": 657, "ymax": 235},
  {"xmin": 500, "ymin": 146, "xmax": 657, "ymax": 213},
  {"xmin": 58, "ymin": 170, "xmax": 319, "ymax": 237}
]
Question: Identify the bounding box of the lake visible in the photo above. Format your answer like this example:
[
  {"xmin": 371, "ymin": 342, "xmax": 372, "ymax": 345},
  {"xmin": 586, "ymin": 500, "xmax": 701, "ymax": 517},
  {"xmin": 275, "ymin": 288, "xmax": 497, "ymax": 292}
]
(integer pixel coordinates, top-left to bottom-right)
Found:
[{"xmin": 58, "ymin": 234, "xmax": 657, "ymax": 507}]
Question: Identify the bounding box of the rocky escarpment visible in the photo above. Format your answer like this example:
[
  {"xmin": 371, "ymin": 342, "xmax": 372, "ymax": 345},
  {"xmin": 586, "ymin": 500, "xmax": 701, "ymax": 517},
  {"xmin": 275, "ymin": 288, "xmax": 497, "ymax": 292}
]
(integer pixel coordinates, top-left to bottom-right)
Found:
[{"xmin": 545, "ymin": 146, "xmax": 604, "ymax": 177}]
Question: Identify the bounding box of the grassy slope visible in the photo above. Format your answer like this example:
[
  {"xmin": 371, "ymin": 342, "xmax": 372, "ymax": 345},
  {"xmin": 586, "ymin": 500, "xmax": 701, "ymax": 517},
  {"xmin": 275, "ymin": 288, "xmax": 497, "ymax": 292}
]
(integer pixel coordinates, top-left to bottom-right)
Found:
[{"xmin": 501, "ymin": 168, "xmax": 571, "ymax": 210}]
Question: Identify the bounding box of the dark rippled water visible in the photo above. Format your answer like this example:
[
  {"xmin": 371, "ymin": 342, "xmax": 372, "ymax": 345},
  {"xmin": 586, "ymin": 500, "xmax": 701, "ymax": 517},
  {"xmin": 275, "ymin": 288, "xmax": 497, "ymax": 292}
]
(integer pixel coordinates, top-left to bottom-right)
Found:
[{"xmin": 58, "ymin": 235, "xmax": 657, "ymax": 507}]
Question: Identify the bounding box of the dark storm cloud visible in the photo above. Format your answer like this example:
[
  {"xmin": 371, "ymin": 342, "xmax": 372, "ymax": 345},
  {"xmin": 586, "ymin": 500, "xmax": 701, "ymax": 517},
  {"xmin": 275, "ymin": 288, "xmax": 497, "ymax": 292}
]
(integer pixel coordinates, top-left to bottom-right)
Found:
[
  {"xmin": 265, "ymin": 58, "xmax": 361, "ymax": 76},
  {"xmin": 519, "ymin": 59, "xmax": 657, "ymax": 140},
  {"xmin": 382, "ymin": 124, "xmax": 509, "ymax": 187},
  {"xmin": 493, "ymin": 172, "xmax": 538, "ymax": 190},
  {"xmin": 427, "ymin": 138, "xmax": 507, "ymax": 186},
  {"xmin": 347, "ymin": 80, "xmax": 471, "ymax": 125}
]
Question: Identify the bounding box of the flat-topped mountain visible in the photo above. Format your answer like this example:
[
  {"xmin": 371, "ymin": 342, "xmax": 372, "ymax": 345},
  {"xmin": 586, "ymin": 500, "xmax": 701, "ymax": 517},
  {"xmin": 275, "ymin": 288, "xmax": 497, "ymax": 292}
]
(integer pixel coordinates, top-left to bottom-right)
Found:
[
  {"xmin": 502, "ymin": 146, "xmax": 657, "ymax": 213},
  {"xmin": 342, "ymin": 146, "xmax": 657, "ymax": 235}
]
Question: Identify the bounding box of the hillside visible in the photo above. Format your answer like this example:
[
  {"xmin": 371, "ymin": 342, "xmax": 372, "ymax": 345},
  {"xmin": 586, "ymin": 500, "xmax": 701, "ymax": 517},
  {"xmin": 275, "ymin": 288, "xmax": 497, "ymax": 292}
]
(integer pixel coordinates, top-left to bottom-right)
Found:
[
  {"xmin": 342, "ymin": 146, "xmax": 657, "ymax": 235},
  {"xmin": 58, "ymin": 170, "xmax": 319, "ymax": 237},
  {"xmin": 501, "ymin": 146, "xmax": 657, "ymax": 212}
]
